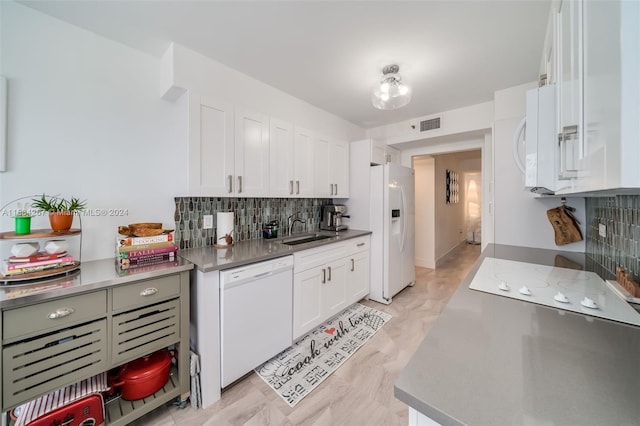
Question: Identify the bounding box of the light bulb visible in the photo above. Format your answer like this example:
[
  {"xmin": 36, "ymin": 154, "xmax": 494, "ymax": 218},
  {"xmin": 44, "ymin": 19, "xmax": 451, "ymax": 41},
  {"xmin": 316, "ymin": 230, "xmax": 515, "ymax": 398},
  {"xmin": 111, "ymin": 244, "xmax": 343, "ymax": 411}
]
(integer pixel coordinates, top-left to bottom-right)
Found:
[
  {"xmin": 398, "ymin": 84, "xmax": 409, "ymax": 96},
  {"xmin": 380, "ymin": 82, "xmax": 390, "ymax": 93},
  {"xmin": 380, "ymin": 93, "xmax": 390, "ymax": 101}
]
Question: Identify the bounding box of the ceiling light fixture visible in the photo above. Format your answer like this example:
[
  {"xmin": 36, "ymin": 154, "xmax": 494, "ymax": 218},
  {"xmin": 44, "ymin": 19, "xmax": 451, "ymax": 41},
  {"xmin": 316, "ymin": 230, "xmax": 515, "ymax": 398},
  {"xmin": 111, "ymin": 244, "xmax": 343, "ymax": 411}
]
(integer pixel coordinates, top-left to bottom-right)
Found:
[{"xmin": 371, "ymin": 64, "xmax": 411, "ymax": 110}]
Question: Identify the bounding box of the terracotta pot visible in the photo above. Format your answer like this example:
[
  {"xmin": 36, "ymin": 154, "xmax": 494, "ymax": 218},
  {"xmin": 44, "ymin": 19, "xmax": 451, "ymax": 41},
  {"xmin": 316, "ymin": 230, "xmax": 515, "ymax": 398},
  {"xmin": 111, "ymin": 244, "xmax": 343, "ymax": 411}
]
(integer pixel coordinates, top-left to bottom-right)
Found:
[
  {"xmin": 111, "ymin": 349, "xmax": 175, "ymax": 400},
  {"xmin": 49, "ymin": 211, "xmax": 74, "ymax": 232}
]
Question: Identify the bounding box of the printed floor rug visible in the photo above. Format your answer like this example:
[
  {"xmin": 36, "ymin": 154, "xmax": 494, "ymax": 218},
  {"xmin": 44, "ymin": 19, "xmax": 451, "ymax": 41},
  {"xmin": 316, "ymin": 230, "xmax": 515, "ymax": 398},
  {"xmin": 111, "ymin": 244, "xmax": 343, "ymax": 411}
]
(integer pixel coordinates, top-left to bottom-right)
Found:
[{"xmin": 255, "ymin": 302, "xmax": 392, "ymax": 407}]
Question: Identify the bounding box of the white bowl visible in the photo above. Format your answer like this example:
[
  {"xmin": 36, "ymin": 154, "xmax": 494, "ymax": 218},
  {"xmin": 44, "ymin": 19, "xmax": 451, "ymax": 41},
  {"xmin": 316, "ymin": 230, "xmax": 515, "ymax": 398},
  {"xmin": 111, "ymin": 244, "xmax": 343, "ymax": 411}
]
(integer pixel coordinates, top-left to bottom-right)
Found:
[
  {"xmin": 11, "ymin": 242, "xmax": 40, "ymax": 257},
  {"xmin": 44, "ymin": 240, "xmax": 69, "ymax": 254}
]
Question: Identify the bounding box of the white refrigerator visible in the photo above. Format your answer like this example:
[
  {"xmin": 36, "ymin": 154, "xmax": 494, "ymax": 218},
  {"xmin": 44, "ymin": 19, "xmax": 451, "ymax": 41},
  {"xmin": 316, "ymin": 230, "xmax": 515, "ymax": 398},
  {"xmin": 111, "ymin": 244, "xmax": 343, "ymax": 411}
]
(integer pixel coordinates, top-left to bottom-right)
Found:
[{"xmin": 369, "ymin": 163, "xmax": 415, "ymax": 304}]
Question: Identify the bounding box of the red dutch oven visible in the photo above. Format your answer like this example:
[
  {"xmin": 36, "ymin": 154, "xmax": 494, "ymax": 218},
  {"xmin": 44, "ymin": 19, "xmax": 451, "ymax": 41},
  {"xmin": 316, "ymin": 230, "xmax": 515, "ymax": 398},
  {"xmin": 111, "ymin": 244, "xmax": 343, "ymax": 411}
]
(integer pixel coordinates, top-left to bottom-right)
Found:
[{"xmin": 112, "ymin": 349, "xmax": 175, "ymax": 400}]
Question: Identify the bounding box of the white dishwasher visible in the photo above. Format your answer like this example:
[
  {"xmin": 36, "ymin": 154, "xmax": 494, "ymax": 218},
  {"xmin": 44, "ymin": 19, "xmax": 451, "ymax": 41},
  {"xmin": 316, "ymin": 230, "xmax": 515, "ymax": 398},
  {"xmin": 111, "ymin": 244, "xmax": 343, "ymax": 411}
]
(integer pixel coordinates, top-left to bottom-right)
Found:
[{"xmin": 220, "ymin": 255, "xmax": 293, "ymax": 387}]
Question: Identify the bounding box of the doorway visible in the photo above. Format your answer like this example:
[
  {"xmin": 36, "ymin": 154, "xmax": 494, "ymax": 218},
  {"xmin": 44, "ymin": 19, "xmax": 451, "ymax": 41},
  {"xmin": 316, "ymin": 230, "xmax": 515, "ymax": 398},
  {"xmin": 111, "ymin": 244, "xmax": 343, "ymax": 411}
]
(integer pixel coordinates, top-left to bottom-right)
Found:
[{"xmin": 413, "ymin": 149, "xmax": 482, "ymax": 269}]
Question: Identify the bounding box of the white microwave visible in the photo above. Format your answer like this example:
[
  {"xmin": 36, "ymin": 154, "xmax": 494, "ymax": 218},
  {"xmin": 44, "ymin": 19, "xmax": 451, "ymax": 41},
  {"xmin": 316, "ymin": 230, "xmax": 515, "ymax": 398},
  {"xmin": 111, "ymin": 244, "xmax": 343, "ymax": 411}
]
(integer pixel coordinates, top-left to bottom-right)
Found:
[{"xmin": 512, "ymin": 84, "xmax": 558, "ymax": 194}]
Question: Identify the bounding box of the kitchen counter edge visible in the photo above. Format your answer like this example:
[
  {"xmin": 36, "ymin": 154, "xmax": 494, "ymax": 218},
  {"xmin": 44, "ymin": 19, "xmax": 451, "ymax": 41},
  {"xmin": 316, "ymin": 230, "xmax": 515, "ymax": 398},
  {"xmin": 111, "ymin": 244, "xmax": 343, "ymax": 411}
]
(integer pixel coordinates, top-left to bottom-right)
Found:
[
  {"xmin": 0, "ymin": 258, "xmax": 193, "ymax": 309},
  {"xmin": 178, "ymin": 229, "xmax": 372, "ymax": 272},
  {"xmin": 393, "ymin": 243, "xmax": 639, "ymax": 426}
]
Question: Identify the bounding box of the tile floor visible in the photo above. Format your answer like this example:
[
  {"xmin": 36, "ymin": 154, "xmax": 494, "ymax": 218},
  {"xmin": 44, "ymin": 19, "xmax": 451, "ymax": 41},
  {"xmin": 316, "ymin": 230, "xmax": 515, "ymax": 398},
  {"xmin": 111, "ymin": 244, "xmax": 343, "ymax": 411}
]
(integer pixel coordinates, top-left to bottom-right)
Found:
[{"xmin": 131, "ymin": 243, "xmax": 481, "ymax": 425}]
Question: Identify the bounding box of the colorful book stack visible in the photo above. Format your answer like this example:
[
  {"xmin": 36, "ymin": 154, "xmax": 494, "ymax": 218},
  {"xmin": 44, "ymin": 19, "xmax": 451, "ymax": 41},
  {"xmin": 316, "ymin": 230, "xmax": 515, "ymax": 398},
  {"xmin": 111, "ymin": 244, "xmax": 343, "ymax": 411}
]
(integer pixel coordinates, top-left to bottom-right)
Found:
[
  {"xmin": 116, "ymin": 233, "xmax": 178, "ymax": 270},
  {"xmin": 1, "ymin": 251, "xmax": 75, "ymax": 277}
]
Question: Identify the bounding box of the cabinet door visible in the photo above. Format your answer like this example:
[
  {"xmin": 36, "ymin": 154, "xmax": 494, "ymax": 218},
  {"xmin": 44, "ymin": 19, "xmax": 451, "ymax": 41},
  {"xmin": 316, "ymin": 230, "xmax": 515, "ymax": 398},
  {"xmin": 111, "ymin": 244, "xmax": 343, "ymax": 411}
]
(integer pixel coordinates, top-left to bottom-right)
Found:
[
  {"xmin": 313, "ymin": 135, "xmax": 332, "ymax": 197},
  {"xmin": 293, "ymin": 267, "xmax": 323, "ymax": 340},
  {"xmin": 347, "ymin": 250, "xmax": 370, "ymax": 303},
  {"xmin": 557, "ymin": 0, "xmax": 583, "ymax": 181},
  {"xmin": 189, "ymin": 95, "xmax": 235, "ymax": 195},
  {"xmin": 269, "ymin": 118, "xmax": 295, "ymax": 197},
  {"xmin": 323, "ymin": 259, "xmax": 348, "ymax": 319},
  {"xmin": 330, "ymin": 139, "xmax": 349, "ymax": 197},
  {"xmin": 234, "ymin": 107, "xmax": 270, "ymax": 197},
  {"xmin": 293, "ymin": 127, "xmax": 314, "ymax": 197},
  {"xmin": 582, "ymin": 0, "xmax": 613, "ymax": 191}
]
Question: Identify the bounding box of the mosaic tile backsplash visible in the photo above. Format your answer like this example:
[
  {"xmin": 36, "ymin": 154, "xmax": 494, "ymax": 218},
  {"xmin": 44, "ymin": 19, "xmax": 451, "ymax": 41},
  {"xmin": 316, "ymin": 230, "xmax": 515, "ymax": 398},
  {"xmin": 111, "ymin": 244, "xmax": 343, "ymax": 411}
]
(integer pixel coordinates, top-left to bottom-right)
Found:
[
  {"xmin": 586, "ymin": 195, "xmax": 640, "ymax": 280},
  {"xmin": 174, "ymin": 197, "xmax": 332, "ymax": 249}
]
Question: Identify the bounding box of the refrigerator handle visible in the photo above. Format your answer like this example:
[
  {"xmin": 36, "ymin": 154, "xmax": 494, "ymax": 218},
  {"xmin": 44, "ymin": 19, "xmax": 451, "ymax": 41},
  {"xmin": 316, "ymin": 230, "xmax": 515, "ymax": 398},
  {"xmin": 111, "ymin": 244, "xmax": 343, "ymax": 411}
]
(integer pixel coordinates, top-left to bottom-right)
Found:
[{"xmin": 400, "ymin": 186, "xmax": 406, "ymax": 252}]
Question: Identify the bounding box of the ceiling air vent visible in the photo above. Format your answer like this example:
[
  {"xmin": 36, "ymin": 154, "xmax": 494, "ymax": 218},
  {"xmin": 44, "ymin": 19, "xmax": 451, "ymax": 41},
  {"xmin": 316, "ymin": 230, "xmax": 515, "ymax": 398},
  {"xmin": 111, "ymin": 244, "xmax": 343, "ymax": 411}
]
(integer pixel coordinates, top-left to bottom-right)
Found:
[{"xmin": 420, "ymin": 117, "xmax": 441, "ymax": 132}]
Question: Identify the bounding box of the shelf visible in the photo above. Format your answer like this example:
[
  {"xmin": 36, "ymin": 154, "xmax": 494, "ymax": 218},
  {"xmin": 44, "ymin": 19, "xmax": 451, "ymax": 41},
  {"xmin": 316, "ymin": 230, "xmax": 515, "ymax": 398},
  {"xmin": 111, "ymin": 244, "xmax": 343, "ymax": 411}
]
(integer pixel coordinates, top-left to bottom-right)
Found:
[
  {"xmin": 0, "ymin": 229, "xmax": 81, "ymax": 239},
  {"xmin": 0, "ymin": 261, "xmax": 81, "ymax": 284},
  {"xmin": 104, "ymin": 366, "xmax": 181, "ymax": 426}
]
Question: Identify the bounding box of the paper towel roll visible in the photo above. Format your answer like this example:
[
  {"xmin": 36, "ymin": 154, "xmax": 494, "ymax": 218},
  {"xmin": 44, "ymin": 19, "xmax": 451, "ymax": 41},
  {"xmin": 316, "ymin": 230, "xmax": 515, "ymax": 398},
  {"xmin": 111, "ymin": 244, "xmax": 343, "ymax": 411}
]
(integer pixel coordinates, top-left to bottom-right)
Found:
[{"xmin": 216, "ymin": 212, "xmax": 234, "ymax": 246}]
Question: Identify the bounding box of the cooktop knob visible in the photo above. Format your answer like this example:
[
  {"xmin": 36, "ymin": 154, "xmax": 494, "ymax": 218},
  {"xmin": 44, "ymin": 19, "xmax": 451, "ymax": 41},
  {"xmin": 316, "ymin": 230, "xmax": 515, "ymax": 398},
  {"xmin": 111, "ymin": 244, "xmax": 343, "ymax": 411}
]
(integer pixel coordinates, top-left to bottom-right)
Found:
[
  {"xmin": 581, "ymin": 297, "xmax": 598, "ymax": 309},
  {"xmin": 498, "ymin": 281, "xmax": 510, "ymax": 291},
  {"xmin": 554, "ymin": 292, "xmax": 569, "ymax": 303},
  {"xmin": 519, "ymin": 286, "xmax": 532, "ymax": 296}
]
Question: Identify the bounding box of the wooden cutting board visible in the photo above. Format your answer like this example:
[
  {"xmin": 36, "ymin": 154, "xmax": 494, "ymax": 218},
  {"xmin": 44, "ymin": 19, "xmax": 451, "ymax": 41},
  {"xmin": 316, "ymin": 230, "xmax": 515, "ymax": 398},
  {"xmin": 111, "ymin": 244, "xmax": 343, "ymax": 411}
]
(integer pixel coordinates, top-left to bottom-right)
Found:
[{"xmin": 546, "ymin": 207, "xmax": 583, "ymax": 245}]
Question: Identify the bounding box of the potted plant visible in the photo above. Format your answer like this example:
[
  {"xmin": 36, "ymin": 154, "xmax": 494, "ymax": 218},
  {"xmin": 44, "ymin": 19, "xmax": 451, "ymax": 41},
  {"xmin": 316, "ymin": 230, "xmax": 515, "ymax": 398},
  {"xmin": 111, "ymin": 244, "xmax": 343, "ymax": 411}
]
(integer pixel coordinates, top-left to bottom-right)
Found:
[{"xmin": 31, "ymin": 194, "xmax": 87, "ymax": 232}]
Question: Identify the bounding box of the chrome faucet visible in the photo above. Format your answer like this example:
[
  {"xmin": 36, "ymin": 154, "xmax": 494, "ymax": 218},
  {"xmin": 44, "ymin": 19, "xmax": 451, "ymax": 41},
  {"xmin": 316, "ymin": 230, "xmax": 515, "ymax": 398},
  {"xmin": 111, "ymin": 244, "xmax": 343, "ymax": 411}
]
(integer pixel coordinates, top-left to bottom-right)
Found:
[{"xmin": 288, "ymin": 212, "xmax": 306, "ymax": 235}]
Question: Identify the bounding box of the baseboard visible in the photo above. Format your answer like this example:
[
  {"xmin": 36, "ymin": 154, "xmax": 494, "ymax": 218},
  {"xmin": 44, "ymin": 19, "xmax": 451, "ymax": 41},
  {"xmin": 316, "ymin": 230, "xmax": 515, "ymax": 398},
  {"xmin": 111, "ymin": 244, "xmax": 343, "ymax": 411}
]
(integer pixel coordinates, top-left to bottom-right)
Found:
[
  {"xmin": 415, "ymin": 257, "xmax": 435, "ymax": 269},
  {"xmin": 435, "ymin": 240, "xmax": 467, "ymax": 268}
]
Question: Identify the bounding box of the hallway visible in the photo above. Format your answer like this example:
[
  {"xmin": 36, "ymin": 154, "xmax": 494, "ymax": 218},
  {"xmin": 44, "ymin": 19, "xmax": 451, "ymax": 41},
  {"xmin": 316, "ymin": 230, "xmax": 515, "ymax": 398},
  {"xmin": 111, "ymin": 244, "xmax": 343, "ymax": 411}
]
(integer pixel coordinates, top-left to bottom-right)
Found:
[{"xmin": 133, "ymin": 242, "xmax": 482, "ymax": 426}]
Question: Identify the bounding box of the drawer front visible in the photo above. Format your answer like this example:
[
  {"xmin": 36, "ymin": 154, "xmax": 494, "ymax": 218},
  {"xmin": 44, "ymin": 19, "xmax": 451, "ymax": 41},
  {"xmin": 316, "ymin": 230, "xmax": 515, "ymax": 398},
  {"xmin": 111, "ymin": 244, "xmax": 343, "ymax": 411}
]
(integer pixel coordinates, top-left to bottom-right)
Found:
[
  {"xmin": 112, "ymin": 274, "xmax": 180, "ymax": 312},
  {"xmin": 112, "ymin": 298, "xmax": 180, "ymax": 365},
  {"xmin": 3, "ymin": 291, "xmax": 107, "ymax": 341},
  {"xmin": 294, "ymin": 242, "xmax": 346, "ymax": 272},
  {"xmin": 3, "ymin": 319, "xmax": 108, "ymax": 409},
  {"xmin": 348, "ymin": 236, "xmax": 370, "ymax": 254}
]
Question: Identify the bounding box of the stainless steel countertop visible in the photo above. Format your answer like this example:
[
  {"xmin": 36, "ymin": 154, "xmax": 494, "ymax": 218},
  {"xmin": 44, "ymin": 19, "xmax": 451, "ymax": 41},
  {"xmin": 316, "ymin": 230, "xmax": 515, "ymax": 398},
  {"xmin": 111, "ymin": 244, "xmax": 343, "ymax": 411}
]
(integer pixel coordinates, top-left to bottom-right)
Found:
[
  {"xmin": 178, "ymin": 229, "xmax": 371, "ymax": 272},
  {"xmin": 0, "ymin": 258, "xmax": 193, "ymax": 309},
  {"xmin": 394, "ymin": 244, "xmax": 640, "ymax": 426}
]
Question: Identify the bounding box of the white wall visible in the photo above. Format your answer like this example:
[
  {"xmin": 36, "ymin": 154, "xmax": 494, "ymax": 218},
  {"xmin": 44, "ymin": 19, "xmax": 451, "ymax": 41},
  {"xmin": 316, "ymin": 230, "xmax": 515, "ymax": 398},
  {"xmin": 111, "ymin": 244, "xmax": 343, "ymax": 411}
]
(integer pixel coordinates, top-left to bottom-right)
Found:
[
  {"xmin": 1, "ymin": 2, "xmax": 188, "ymax": 261},
  {"xmin": 493, "ymin": 83, "xmax": 586, "ymax": 252},
  {"xmin": 1, "ymin": 2, "xmax": 365, "ymax": 261},
  {"xmin": 163, "ymin": 43, "xmax": 365, "ymax": 142},
  {"xmin": 367, "ymin": 101, "xmax": 494, "ymax": 146},
  {"xmin": 413, "ymin": 156, "xmax": 435, "ymax": 269}
]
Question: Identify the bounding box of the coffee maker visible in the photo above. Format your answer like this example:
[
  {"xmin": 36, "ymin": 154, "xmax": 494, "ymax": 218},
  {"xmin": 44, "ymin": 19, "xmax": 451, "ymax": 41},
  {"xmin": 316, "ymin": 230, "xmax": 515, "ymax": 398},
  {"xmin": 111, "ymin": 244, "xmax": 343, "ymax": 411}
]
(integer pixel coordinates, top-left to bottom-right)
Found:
[{"xmin": 320, "ymin": 204, "xmax": 349, "ymax": 231}]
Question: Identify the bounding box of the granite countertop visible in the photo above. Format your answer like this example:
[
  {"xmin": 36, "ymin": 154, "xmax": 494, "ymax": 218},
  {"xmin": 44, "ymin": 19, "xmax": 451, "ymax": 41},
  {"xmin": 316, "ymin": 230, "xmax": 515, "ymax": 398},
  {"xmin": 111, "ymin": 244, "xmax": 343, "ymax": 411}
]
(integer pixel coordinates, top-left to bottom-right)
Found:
[
  {"xmin": 395, "ymin": 244, "xmax": 640, "ymax": 426},
  {"xmin": 178, "ymin": 229, "xmax": 371, "ymax": 272},
  {"xmin": 0, "ymin": 258, "xmax": 193, "ymax": 309}
]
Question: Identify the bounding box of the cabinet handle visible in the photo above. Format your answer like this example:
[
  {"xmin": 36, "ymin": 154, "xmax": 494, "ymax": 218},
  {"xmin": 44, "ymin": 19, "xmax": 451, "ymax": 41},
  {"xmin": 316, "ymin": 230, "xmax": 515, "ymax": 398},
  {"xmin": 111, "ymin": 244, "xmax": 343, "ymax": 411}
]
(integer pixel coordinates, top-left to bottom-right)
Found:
[
  {"xmin": 228, "ymin": 175, "xmax": 233, "ymax": 193},
  {"xmin": 238, "ymin": 176, "xmax": 243, "ymax": 193},
  {"xmin": 351, "ymin": 258, "xmax": 355, "ymax": 271},
  {"xmin": 335, "ymin": 184, "xmax": 338, "ymax": 195},
  {"xmin": 322, "ymin": 268, "xmax": 326, "ymax": 284},
  {"xmin": 296, "ymin": 180, "xmax": 300, "ymax": 194},
  {"xmin": 327, "ymin": 266, "xmax": 332, "ymax": 281},
  {"xmin": 140, "ymin": 287, "xmax": 159, "ymax": 297},
  {"xmin": 330, "ymin": 183, "xmax": 334, "ymax": 196},
  {"xmin": 47, "ymin": 307, "xmax": 75, "ymax": 319},
  {"xmin": 289, "ymin": 180, "xmax": 294, "ymax": 195},
  {"xmin": 357, "ymin": 242, "xmax": 365, "ymax": 247}
]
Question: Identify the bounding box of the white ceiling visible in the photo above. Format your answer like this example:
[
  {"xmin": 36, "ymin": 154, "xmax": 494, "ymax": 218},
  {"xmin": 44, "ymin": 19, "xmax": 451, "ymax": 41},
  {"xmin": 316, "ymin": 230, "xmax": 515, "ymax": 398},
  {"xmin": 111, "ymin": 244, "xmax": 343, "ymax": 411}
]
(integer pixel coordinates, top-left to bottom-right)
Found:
[{"xmin": 19, "ymin": 0, "xmax": 551, "ymax": 128}]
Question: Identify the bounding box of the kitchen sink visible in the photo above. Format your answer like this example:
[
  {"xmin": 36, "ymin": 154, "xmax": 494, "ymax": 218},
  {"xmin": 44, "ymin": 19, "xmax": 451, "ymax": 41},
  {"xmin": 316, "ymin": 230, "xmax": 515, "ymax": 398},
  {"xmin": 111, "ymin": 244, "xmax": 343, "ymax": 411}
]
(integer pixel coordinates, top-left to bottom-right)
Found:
[{"xmin": 281, "ymin": 234, "xmax": 332, "ymax": 245}]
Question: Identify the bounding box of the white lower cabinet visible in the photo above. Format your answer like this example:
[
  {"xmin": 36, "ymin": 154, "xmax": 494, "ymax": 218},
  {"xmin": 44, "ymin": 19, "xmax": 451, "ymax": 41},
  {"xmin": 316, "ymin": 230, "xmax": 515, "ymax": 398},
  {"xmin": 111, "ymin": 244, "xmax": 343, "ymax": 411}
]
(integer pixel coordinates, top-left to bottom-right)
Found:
[{"xmin": 293, "ymin": 236, "xmax": 370, "ymax": 340}]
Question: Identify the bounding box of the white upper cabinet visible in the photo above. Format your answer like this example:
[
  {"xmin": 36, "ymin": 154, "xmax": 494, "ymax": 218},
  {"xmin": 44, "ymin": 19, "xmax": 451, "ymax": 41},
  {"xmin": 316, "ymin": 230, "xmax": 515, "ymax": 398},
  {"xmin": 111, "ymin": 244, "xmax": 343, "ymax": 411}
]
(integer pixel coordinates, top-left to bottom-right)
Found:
[
  {"xmin": 234, "ymin": 107, "xmax": 270, "ymax": 197},
  {"xmin": 314, "ymin": 136, "xmax": 349, "ymax": 198},
  {"xmin": 556, "ymin": 0, "xmax": 583, "ymax": 184},
  {"xmin": 269, "ymin": 118, "xmax": 295, "ymax": 197},
  {"xmin": 582, "ymin": 0, "xmax": 640, "ymax": 191},
  {"xmin": 188, "ymin": 96, "xmax": 269, "ymax": 196},
  {"xmin": 371, "ymin": 140, "xmax": 400, "ymax": 165},
  {"xmin": 190, "ymin": 94, "xmax": 351, "ymax": 198},
  {"xmin": 313, "ymin": 135, "xmax": 332, "ymax": 198},
  {"xmin": 552, "ymin": 0, "xmax": 640, "ymax": 194},
  {"xmin": 330, "ymin": 139, "xmax": 349, "ymax": 198},
  {"xmin": 188, "ymin": 94, "xmax": 235, "ymax": 196},
  {"xmin": 293, "ymin": 127, "xmax": 314, "ymax": 197},
  {"xmin": 269, "ymin": 121, "xmax": 314, "ymax": 197}
]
